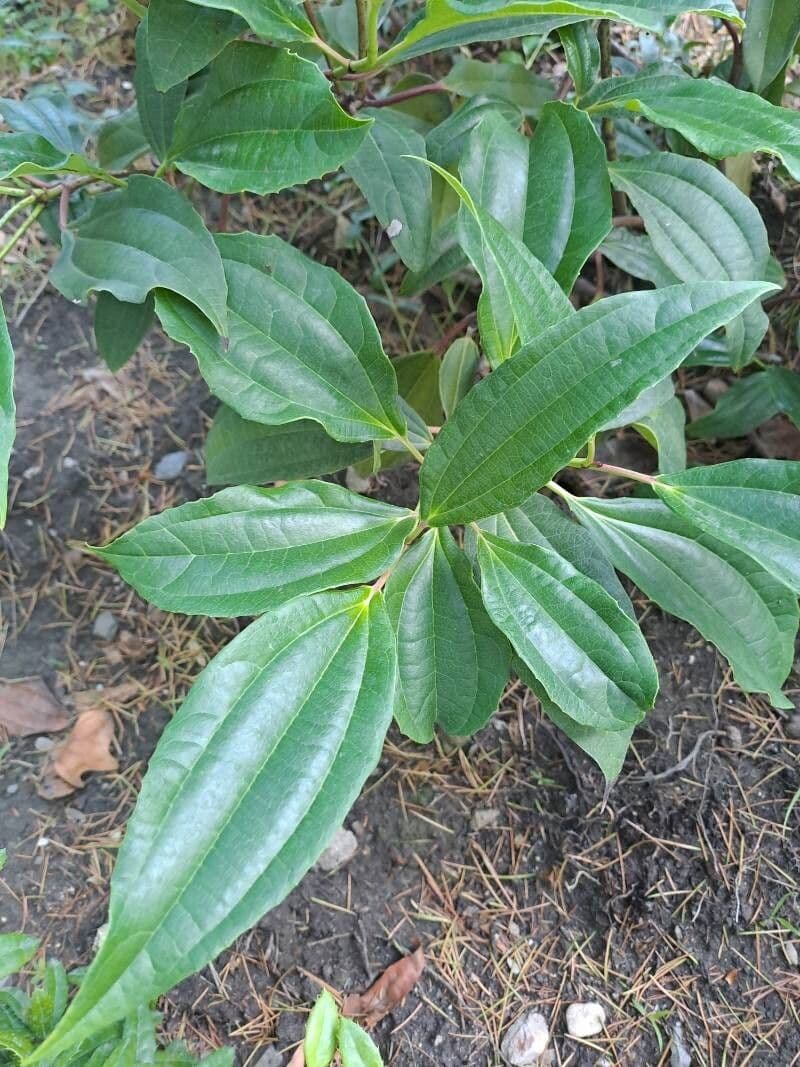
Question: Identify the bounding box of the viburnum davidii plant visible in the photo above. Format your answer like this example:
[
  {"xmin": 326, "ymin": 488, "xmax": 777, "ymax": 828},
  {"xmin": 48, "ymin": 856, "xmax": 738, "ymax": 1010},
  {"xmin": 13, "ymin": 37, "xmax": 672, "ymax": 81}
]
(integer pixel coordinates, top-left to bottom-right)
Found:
[{"xmin": 0, "ymin": 0, "xmax": 799, "ymax": 1059}]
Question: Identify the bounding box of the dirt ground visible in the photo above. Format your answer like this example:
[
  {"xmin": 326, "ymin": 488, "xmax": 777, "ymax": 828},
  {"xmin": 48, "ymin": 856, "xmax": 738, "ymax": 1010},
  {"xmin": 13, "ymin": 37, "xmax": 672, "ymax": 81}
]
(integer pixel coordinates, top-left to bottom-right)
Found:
[
  {"xmin": 0, "ymin": 277, "xmax": 798, "ymax": 1066},
  {"xmin": 1, "ymin": 8, "xmax": 800, "ymax": 1065}
]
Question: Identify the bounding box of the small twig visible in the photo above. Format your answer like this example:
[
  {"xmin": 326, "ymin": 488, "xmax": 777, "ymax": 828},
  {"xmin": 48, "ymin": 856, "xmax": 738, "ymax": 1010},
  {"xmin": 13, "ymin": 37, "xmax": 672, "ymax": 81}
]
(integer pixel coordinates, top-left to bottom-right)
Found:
[
  {"xmin": 628, "ymin": 731, "xmax": 716, "ymax": 784},
  {"xmin": 612, "ymin": 214, "xmax": 645, "ymax": 229},
  {"xmin": 597, "ymin": 20, "xmax": 627, "ymax": 216},
  {"xmin": 58, "ymin": 184, "xmax": 71, "ymax": 229},
  {"xmin": 364, "ymin": 81, "xmax": 445, "ymax": 108},
  {"xmin": 433, "ymin": 311, "xmax": 476, "ymax": 355},
  {"xmin": 302, "ymin": 0, "xmax": 324, "ymax": 39},
  {"xmin": 722, "ymin": 19, "xmax": 743, "ymax": 87}
]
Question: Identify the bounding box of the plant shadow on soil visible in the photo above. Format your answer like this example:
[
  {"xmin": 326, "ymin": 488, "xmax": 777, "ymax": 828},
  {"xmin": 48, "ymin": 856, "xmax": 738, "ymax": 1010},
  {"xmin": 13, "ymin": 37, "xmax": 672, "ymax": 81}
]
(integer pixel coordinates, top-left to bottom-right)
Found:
[{"xmin": 0, "ymin": 294, "xmax": 799, "ymax": 1067}]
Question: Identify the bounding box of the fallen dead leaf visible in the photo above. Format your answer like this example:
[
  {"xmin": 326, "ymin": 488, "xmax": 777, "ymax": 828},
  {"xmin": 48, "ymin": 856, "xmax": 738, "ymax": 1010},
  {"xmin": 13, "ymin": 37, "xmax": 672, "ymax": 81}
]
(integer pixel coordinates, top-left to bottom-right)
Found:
[
  {"xmin": 0, "ymin": 678, "xmax": 70, "ymax": 737},
  {"xmin": 342, "ymin": 946, "xmax": 425, "ymax": 1027},
  {"xmin": 73, "ymin": 681, "xmax": 139, "ymax": 710},
  {"xmin": 38, "ymin": 709, "xmax": 119, "ymax": 800},
  {"xmin": 286, "ymin": 1046, "xmax": 305, "ymax": 1067},
  {"xmin": 754, "ymin": 416, "xmax": 800, "ymax": 460}
]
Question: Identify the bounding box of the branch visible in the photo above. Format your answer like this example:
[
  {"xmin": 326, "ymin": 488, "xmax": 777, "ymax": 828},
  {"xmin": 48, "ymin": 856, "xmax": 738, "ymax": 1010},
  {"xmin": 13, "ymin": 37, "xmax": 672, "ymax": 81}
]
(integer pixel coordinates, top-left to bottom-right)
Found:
[
  {"xmin": 722, "ymin": 19, "xmax": 743, "ymax": 87},
  {"xmin": 597, "ymin": 20, "xmax": 627, "ymax": 216},
  {"xmin": 363, "ymin": 81, "xmax": 445, "ymax": 108}
]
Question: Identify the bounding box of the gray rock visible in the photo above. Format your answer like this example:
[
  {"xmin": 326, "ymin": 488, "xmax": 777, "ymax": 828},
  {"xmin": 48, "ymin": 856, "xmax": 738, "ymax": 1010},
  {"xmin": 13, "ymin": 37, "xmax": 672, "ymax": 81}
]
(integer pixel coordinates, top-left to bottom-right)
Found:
[
  {"xmin": 566, "ymin": 1001, "xmax": 606, "ymax": 1038},
  {"xmin": 316, "ymin": 827, "xmax": 358, "ymax": 871},
  {"xmin": 254, "ymin": 1049, "xmax": 284, "ymax": 1067},
  {"xmin": 154, "ymin": 450, "xmax": 190, "ymax": 480},
  {"xmin": 670, "ymin": 1020, "xmax": 692, "ymax": 1067},
  {"xmin": 92, "ymin": 610, "xmax": 119, "ymax": 641},
  {"xmin": 471, "ymin": 807, "xmax": 501, "ymax": 831},
  {"xmin": 501, "ymin": 1010, "xmax": 550, "ymax": 1065}
]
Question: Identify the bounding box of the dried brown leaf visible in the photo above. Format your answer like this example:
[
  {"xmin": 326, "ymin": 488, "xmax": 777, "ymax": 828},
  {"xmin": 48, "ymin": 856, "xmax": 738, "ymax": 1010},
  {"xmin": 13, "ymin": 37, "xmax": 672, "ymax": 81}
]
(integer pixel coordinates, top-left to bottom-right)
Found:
[
  {"xmin": 37, "ymin": 709, "xmax": 119, "ymax": 799},
  {"xmin": 0, "ymin": 678, "xmax": 70, "ymax": 737},
  {"xmin": 341, "ymin": 947, "xmax": 425, "ymax": 1027}
]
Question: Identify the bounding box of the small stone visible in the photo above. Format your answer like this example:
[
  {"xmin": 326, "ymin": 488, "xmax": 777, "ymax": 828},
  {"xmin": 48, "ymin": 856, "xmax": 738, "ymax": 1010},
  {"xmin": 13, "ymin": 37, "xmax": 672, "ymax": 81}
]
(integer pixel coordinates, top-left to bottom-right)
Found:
[
  {"xmin": 315, "ymin": 827, "xmax": 358, "ymax": 872},
  {"xmin": 500, "ymin": 1010, "xmax": 550, "ymax": 1065},
  {"xmin": 93, "ymin": 610, "xmax": 119, "ymax": 642},
  {"xmin": 153, "ymin": 450, "xmax": 189, "ymax": 480},
  {"xmin": 345, "ymin": 466, "xmax": 373, "ymax": 493},
  {"xmin": 471, "ymin": 807, "xmax": 501, "ymax": 831},
  {"xmin": 783, "ymin": 941, "xmax": 799, "ymax": 967},
  {"xmin": 702, "ymin": 378, "xmax": 729, "ymax": 404},
  {"xmin": 254, "ymin": 1050, "xmax": 283, "ymax": 1067},
  {"xmin": 785, "ymin": 712, "xmax": 800, "ymax": 739},
  {"xmin": 566, "ymin": 1001, "xmax": 606, "ymax": 1038},
  {"xmin": 670, "ymin": 1020, "xmax": 692, "ymax": 1067},
  {"xmin": 684, "ymin": 389, "xmax": 711, "ymax": 423},
  {"xmin": 6, "ymin": 784, "xmax": 18, "ymax": 796},
  {"xmin": 34, "ymin": 736, "xmax": 55, "ymax": 752}
]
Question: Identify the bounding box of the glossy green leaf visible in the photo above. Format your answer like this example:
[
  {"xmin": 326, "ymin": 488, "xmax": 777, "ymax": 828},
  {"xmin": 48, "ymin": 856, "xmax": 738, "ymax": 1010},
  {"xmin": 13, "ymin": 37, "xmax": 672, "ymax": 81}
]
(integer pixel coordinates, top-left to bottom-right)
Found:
[
  {"xmin": 304, "ymin": 991, "xmax": 338, "ymax": 1067},
  {"xmin": 442, "ymin": 57, "xmax": 554, "ymax": 114},
  {"xmin": 0, "ymin": 298, "xmax": 14, "ymax": 529},
  {"xmin": 94, "ymin": 294, "xmax": 154, "ymax": 373},
  {"xmin": 0, "ymin": 92, "xmax": 91, "ymax": 155},
  {"xmin": 169, "ymin": 43, "xmax": 369, "ymax": 194},
  {"xmin": 438, "ymin": 0, "xmax": 740, "ymax": 26},
  {"xmin": 610, "ymin": 153, "xmax": 770, "ymax": 368},
  {"xmin": 344, "ymin": 110, "xmax": 432, "ymax": 272},
  {"xmin": 49, "ymin": 175, "xmax": 228, "ymax": 335},
  {"xmin": 686, "ymin": 367, "xmax": 800, "ymax": 439},
  {"xmin": 393, "ymin": 351, "xmax": 443, "ymax": 426},
  {"xmin": 27, "ymin": 961, "xmax": 68, "ymax": 1039},
  {"xmin": 516, "ymin": 660, "xmax": 633, "ymax": 780},
  {"xmin": 95, "ymin": 482, "xmax": 416, "ymax": 616},
  {"xmin": 385, "ymin": 528, "xmax": 510, "ymax": 742},
  {"xmin": 654, "ymin": 459, "xmax": 800, "ymax": 593},
  {"xmin": 420, "ymin": 280, "xmax": 773, "ymax": 525},
  {"xmin": 423, "ymin": 160, "xmax": 573, "ymax": 367},
  {"xmin": 134, "ymin": 20, "xmax": 187, "ymax": 162},
  {"xmin": 600, "ymin": 226, "xmax": 679, "ymax": 288},
  {"xmin": 476, "ymin": 533, "xmax": 657, "ymax": 730},
  {"xmin": 0, "ymin": 132, "xmax": 96, "ymax": 180},
  {"xmin": 30, "ymin": 588, "xmax": 396, "ymax": 1062},
  {"xmin": 559, "ymin": 22, "xmax": 600, "ymax": 97},
  {"xmin": 205, "ymin": 406, "xmax": 371, "ymax": 486},
  {"xmin": 337, "ymin": 1018, "xmax": 383, "ymax": 1067},
  {"xmin": 0, "ymin": 935, "xmax": 38, "ymax": 982},
  {"xmin": 570, "ymin": 495, "xmax": 798, "ymax": 707},
  {"xmin": 155, "ymin": 232, "xmax": 405, "ymax": 442},
  {"xmin": 743, "ymin": 0, "xmax": 800, "ymax": 95},
  {"xmin": 146, "ymin": 0, "xmax": 245, "ymax": 91},
  {"xmin": 582, "ymin": 66, "xmax": 800, "ymax": 180},
  {"xmin": 96, "ymin": 108, "xmax": 149, "ymax": 171},
  {"xmin": 184, "ymin": 0, "xmax": 313, "ymax": 42},
  {"xmin": 459, "ymin": 110, "xmax": 528, "ymax": 238},
  {"xmin": 524, "ymin": 101, "xmax": 611, "ymax": 291},
  {"xmin": 472, "ymin": 491, "xmax": 633, "ymax": 615},
  {"xmin": 439, "ymin": 337, "xmax": 479, "ymax": 417},
  {"xmin": 426, "ymin": 96, "xmax": 521, "ymax": 167},
  {"xmin": 634, "ymin": 395, "xmax": 687, "ymax": 474}
]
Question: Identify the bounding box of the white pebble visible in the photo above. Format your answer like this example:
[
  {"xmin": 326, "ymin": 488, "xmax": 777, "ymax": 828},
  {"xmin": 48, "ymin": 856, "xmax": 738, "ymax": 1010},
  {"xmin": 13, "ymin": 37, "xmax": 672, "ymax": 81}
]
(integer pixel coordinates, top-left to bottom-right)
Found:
[
  {"xmin": 566, "ymin": 1001, "xmax": 606, "ymax": 1038},
  {"xmin": 501, "ymin": 1010, "xmax": 550, "ymax": 1065}
]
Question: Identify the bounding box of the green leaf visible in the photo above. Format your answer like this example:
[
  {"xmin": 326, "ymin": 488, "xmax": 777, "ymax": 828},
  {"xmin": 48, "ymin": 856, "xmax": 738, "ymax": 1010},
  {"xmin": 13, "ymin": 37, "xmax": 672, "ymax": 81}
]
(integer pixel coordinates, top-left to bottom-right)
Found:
[
  {"xmin": 610, "ymin": 153, "xmax": 770, "ymax": 368},
  {"xmin": 476, "ymin": 532, "xmax": 657, "ymax": 730},
  {"xmin": 570, "ymin": 495, "xmax": 798, "ymax": 707},
  {"xmin": 337, "ymin": 1018, "xmax": 383, "ymax": 1067},
  {"xmin": 0, "ymin": 92, "xmax": 91, "ymax": 155},
  {"xmin": 385, "ymin": 528, "xmax": 510, "ymax": 742},
  {"xmin": 49, "ymin": 175, "xmax": 228, "ymax": 335},
  {"xmin": 442, "ymin": 56, "xmax": 554, "ymax": 114},
  {"xmin": 27, "ymin": 961, "xmax": 68, "ymax": 1039},
  {"xmin": 393, "ymin": 351, "xmax": 444, "ymax": 426},
  {"xmin": 146, "ymin": 0, "xmax": 245, "ymax": 91},
  {"xmin": 686, "ymin": 367, "xmax": 800, "ymax": 439},
  {"xmin": 524, "ymin": 101, "xmax": 611, "ymax": 292},
  {"xmin": 169, "ymin": 43, "xmax": 369, "ymax": 194},
  {"xmin": 437, "ymin": 0, "xmax": 740, "ymax": 27},
  {"xmin": 426, "ymin": 97, "xmax": 521, "ymax": 167},
  {"xmin": 559, "ymin": 22, "xmax": 600, "ymax": 97},
  {"xmin": 102, "ymin": 1006, "xmax": 159, "ymax": 1066},
  {"xmin": 419, "ymin": 280, "xmax": 773, "ymax": 525},
  {"xmin": 0, "ymin": 132, "xmax": 96, "ymax": 180},
  {"xmin": 600, "ymin": 227, "xmax": 680, "ymax": 288},
  {"xmin": 582, "ymin": 66, "xmax": 800, "ymax": 181},
  {"xmin": 654, "ymin": 459, "xmax": 800, "ymax": 594},
  {"xmin": 184, "ymin": 0, "xmax": 313, "ymax": 42},
  {"xmin": 0, "ymin": 298, "xmax": 14, "ymax": 529},
  {"xmin": 634, "ymin": 395, "xmax": 687, "ymax": 475},
  {"xmin": 155, "ymin": 232, "xmax": 405, "ymax": 442},
  {"xmin": 94, "ymin": 481, "xmax": 416, "ymax": 616},
  {"xmin": 516, "ymin": 660, "xmax": 633, "ymax": 781},
  {"xmin": 205, "ymin": 406, "xmax": 371, "ymax": 486},
  {"xmin": 134, "ymin": 19, "xmax": 187, "ymax": 162},
  {"xmin": 30, "ymin": 588, "xmax": 396, "ymax": 1062},
  {"xmin": 304, "ymin": 991, "xmax": 338, "ymax": 1067},
  {"xmin": 94, "ymin": 293, "xmax": 154, "ymax": 372},
  {"xmin": 439, "ymin": 337, "xmax": 479, "ymax": 418},
  {"xmin": 743, "ymin": 0, "xmax": 800, "ymax": 95},
  {"xmin": 471, "ymin": 491, "xmax": 633, "ymax": 615},
  {"xmin": 344, "ymin": 110, "xmax": 432, "ymax": 272},
  {"xmin": 459, "ymin": 110, "xmax": 528, "ymax": 239},
  {"xmin": 0, "ymin": 935, "xmax": 38, "ymax": 982},
  {"xmin": 423, "ymin": 159, "xmax": 573, "ymax": 368},
  {"xmin": 96, "ymin": 108, "xmax": 149, "ymax": 171}
]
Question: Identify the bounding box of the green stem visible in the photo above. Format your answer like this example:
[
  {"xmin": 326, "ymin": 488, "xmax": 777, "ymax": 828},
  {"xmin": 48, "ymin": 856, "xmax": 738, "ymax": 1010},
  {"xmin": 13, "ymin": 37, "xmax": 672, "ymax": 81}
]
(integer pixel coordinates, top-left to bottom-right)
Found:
[
  {"xmin": 573, "ymin": 460, "xmax": 656, "ymax": 485},
  {"xmin": 546, "ymin": 480, "xmax": 574, "ymax": 501},
  {"xmin": 0, "ymin": 194, "xmax": 36, "ymax": 231},
  {"xmin": 355, "ymin": 0, "xmax": 369, "ymax": 59},
  {"xmin": 119, "ymin": 0, "xmax": 146, "ymax": 16},
  {"xmin": 0, "ymin": 184, "xmax": 30, "ymax": 198},
  {"xmin": 402, "ymin": 436, "xmax": 426, "ymax": 464},
  {"xmin": 0, "ymin": 202, "xmax": 45, "ymax": 262},
  {"xmin": 309, "ymin": 34, "xmax": 353, "ymax": 70},
  {"xmin": 365, "ymin": 0, "xmax": 381, "ymax": 67}
]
